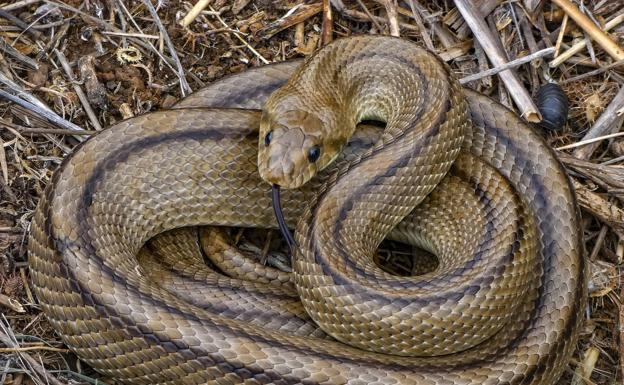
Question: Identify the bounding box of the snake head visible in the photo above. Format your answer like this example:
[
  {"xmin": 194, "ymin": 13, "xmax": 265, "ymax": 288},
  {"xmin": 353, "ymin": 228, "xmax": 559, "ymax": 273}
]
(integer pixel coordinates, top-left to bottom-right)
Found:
[{"xmin": 258, "ymin": 105, "xmax": 344, "ymax": 189}]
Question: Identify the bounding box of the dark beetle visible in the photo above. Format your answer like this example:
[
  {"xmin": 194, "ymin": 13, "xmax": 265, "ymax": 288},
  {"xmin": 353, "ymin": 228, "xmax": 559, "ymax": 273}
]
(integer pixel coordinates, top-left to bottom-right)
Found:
[{"xmin": 535, "ymin": 83, "xmax": 569, "ymax": 131}]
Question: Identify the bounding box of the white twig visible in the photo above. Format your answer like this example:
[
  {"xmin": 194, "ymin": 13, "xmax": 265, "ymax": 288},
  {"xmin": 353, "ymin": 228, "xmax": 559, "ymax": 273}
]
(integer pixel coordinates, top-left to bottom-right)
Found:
[
  {"xmin": 460, "ymin": 47, "xmax": 556, "ymax": 84},
  {"xmin": 556, "ymin": 132, "xmax": 624, "ymax": 151}
]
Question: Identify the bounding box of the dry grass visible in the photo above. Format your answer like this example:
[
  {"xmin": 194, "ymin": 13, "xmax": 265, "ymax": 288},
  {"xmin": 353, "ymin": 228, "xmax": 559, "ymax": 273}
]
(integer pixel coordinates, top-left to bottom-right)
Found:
[{"xmin": 0, "ymin": 1, "xmax": 623, "ymax": 384}]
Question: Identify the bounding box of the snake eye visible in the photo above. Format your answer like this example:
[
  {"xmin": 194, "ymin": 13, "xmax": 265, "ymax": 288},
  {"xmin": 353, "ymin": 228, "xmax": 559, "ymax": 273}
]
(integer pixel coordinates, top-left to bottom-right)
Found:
[
  {"xmin": 264, "ymin": 130, "xmax": 273, "ymax": 146},
  {"xmin": 308, "ymin": 145, "xmax": 321, "ymax": 163}
]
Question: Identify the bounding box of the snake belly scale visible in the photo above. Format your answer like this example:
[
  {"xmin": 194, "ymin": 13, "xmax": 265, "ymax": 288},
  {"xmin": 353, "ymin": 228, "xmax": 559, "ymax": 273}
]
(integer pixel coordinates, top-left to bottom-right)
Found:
[{"xmin": 28, "ymin": 36, "xmax": 585, "ymax": 384}]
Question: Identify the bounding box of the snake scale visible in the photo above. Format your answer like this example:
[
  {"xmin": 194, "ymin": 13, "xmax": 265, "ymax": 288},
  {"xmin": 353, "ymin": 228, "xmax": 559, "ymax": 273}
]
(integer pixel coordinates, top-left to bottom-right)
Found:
[{"xmin": 28, "ymin": 36, "xmax": 585, "ymax": 384}]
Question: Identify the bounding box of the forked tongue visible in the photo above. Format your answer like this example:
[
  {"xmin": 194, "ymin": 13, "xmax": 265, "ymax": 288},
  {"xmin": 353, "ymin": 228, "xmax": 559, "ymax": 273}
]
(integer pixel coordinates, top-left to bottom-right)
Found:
[{"xmin": 271, "ymin": 184, "xmax": 297, "ymax": 251}]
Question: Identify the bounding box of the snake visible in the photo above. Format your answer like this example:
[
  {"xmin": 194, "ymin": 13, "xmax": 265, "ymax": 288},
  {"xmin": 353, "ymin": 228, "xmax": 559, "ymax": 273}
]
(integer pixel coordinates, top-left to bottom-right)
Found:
[{"xmin": 28, "ymin": 36, "xmax": 585, "ymax": 384}]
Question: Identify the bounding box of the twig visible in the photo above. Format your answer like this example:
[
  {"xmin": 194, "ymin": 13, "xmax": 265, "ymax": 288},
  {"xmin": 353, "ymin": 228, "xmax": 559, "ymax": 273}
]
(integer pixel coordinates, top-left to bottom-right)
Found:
[
  {"xmin": 445, "ymin": 0, "xmax": 503, "ymax": 39},
  {"xmin": 0, "ymin": 89, "xmax": 84, "ymax": 133},
  {"xmin": 559, "ymin": 58, "xmax": 624, "ymax": 84},
  {"xmin": 0, "ymin": 0, "xmax": 40, "ymax": 12},
  {"xmin": 322, "ymin": 0, "xmax": 333, "ymax": 45},
  {"xmin": 0, "ymin": 346, "xmax": 70, "ymax": 353},
  {"xmin": 257, "ymin": 3, "xmax": 323, "ymax": 39},
  {"xmin": 554, "ymin": 13, "xmax": 568, "ymax": 58},
  {"xmin": 454, "ymin": 0, "xmax": 541, "ymax": 122},
  {"xmin": 459, "ymin": 47, "xmax": 556, "ymax": 84},
  {"xmin": 571, "ymin": 347, "xmax": 600, "ymax": 385},
  {"xmin": 209, "ymin": 6, "xmax": 269, "ymax": 64},
  {"xmin": 355, "ymin": 0, "xmax": 384, "ymax": 31},
  {"xmin": 557, "ymin": 131, "xmax": 624, "ymax": 151},
  {"xmin": 180, "ymin": 0, "xmax": 212, "ymax": 27},
  {"xmin": 551, "ymin": 13, "xmax": 624, "ymax": 67},
  {"xmin": 0, "ymin": 318, "xmax": 66, "ymax": 385},
  {"xmin": 14, "ymin": 127, "xmax": 97, "ymax": 136},
  {"xmin": 0, "ymin": 293, "xmax": 24, "ymax": 313},
  {"xmin": 383, "ymin": 0, "xmax": 400, "ymax": 37},
  {"xmin": 0, "ymin": 9, "xmax": 41, "ymax": 39},
  {"xmin": 335, "ymin": 6, "xmax": 419, "ymax": 32},
  {"xmin": 572, "ymin": 85, "xmax": 624, "ymax": 159},
  {"xmin": 588, "ymin": 225, "xmax": 608, "ymax": 261},
  {"xmin": 54, "ymin": 49, "xmax": 103, "ymax": 131},
  {"xmin": 141, "ymin": 0, "xmax": 192, "ymax": 96},
  {"xmin": 570, "ymin": 179, "xmax": 624, "ymax": 238},
  {"xmin": 552, "ymin": 0, "xmax": 624, "ymax": 61},
  {"xmin": 48, "ymin": 0, "xmax": 202, "ymax": 89},
  {"xmin": 101, "ymin": 31, "xmax": 160, "ymax": 39},
  {"xmin": 0, "ymin": 37, "xmax": 38, "ymax": 70},
  {"xmin": 406, "ymin": 0, "xmax": 434, "ymax": 51}
]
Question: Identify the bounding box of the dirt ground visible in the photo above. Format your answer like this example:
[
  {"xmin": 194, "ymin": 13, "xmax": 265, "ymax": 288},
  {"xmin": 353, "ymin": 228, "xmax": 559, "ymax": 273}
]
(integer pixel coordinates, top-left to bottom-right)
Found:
[{"xmin": 0, "ymin": 1, "xmax": 623, "ymax": 384}]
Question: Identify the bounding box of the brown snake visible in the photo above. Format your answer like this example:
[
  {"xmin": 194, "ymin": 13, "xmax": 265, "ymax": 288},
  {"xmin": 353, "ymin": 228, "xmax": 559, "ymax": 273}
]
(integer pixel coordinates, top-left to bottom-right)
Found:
[{"xmin": 28, "ymin": 36, "xmax": 585, "ymax": 384}]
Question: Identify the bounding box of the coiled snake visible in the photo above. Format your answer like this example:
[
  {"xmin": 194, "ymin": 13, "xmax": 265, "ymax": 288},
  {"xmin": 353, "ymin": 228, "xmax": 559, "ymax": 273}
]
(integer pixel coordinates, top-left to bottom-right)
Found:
[{"xmin": 28, "ymin": 36, "xmax": 585, "ymax": 384}]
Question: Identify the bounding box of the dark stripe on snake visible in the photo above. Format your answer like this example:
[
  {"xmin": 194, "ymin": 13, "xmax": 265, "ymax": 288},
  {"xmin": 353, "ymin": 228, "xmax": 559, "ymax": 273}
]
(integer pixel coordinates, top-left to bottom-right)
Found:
[
  {"xmin": 469, "ymin": 120, "xmax": 586, "ymax": 385},
  {"xmin": 45, "ymin": 126, "xmax": 404, "ymax": 369},
  {"xmin": 44, "ymin": 126, "xmax": 306, "ymax": 384},
  {"xmin": 309, "ymin": 169, "xmax": 523, "ymax": 306},
  {"xmin": 42, "ymin": 113, "xmax": 580, "ymax": 385},
  {"xmin": 42, "ymin": 79, "xmax": 581, "ymax": 378},
  {"xmin": 39, "ymin": 102, "xmax": 580, "ymax": 383},
  {"xmin": 43, "ymin": 123, "xmax": 497, "ymax": 373},
  {"xmin": 307, "ymin": 96, "xmax": 453, "ymax": 287}
]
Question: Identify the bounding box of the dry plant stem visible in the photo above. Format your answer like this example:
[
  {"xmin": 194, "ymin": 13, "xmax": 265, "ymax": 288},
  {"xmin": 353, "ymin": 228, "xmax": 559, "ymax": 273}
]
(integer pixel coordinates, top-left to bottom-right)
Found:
[
  {"xmin": 588, "ymin": 225, "xmax": 608, "ymax": 261},
  {"xmin": 559, "ymin": 58, "xmax": 624, "ymax": 84},
  {"xmin": 0, "ymin": 90, "xmax": 84, "ymax": 133},
  {"xmin": 557, "ymin": 132, "xmax": 624, "ymax": 151},
  {"xmin": 180, "ymin": 0, "xmax": 212, "ymax": 27},
  {"xmin": 335, "ymin": 6, "xmax": 419, "ymax": 32},
  {"xmin": 523, "ymin": 0, "xmax": 543, "ymax": 14},
  {"xmin": 54, "ymin": 49, "xmax": 102, "ymax": 131},
  {"xmin": 459, "ymin": 47, "xmax": 555, "ymax": 84},
  {"xmin": 258, "ymin": 3, "xmax": 323, "ymax": 39},
  {"xmin": 0, "ymin": 0, "xmax": 40, "ymax": 11},
  {"xmin": 20, "ymin": 268, "xmax": 34, "ymax": 305},
  {"xmin": 447, "ymin": 0, "xmax": 504, "ymax": 40},
  {"xmin": 572, "ymin": 85, "xmax": 624, "ymax": 159},
  {"xmin": 453, "ymin": 0, "xmax": 541, "ymax": 122},
  {"xmin": 6, "ymin": 105, "xmax": 73, "ymax": 153},
  {"xmin": 552, "ymin": 0, "xmax": 624, "ymax": 61},
  {"xmin": 571, "ymin": 347, "xmax": 599, "ymax": 385},
  {"xmin": 383, "ymin": 0, "xmax": 401, "ymax": 37},
  {"xmin": 554, "ymin": 13, "xmax": 568, "ymax": 58},
  {"xmin": 322, "ymin": 0, "xmax": 333, "ymax": 45},
  {"xmin": 141, "ymin": 0, "xmax": 191, "ymax": 96},
  {"xmin": 571, "ymin": 180, "xmax": 624, "ymax": 238},
  {"xmin": 355, "ymin": 0, "xmax": 384, "ymax": 32},
  {"xmin": 50, "ymin": 0, "xmax": 201, "ymax": 89},
  {"xmin": 406, "ymin": 0, "xmax": 434, "ymax": 51},
  {"xmin": 516, "ymin": 5, "xmax": 540, "ymax": 66},
  {"xmin": 551, "ymin": 13, "xmax": 624, "ymax": 67},
  {"xmin": 402, "ymin": 0, "xmax": 457, "ymax": 48},
  {"xmin": 0, "ymin": 323, "xmax": 65, "ymax": 385},
  {"xmin": 0, "ymin": 37, "xmax": 38, "ymax": 70},
  {"xmin": 15, "ymin": 127, "xmax": 97, "ymax": 136},
  {"xmin": 0, "ymin": 9, "xmax": 41, "ymax": 39},
  {"xmin": 0, "ymin": 293, "xmax": 23, "ymax": 313},
  {"xmin": 0, "ymin": 136, "xmax": 7, "ymax": 183},
  {"xmin": 0, "ymin": 346, "xmax": 69, "ymax": 353},
  {"xmin": 209, "ymin": 6, "xmax": 269, "ymax": 64}
]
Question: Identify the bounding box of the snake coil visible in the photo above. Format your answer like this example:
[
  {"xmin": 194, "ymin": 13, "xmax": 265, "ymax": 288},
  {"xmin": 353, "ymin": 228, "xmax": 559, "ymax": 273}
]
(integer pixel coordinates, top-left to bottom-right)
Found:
[{"xmin": 28, "ymin": 36, "xmax": 584, "ymax": 385}]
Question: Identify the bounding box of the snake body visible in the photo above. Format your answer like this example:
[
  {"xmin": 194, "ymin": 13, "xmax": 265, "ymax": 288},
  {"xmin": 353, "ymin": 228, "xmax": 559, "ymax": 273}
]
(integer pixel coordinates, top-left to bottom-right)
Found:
[{"xmin": 28, "ymin": 36, "xmax": 585, "ymax": 384}]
